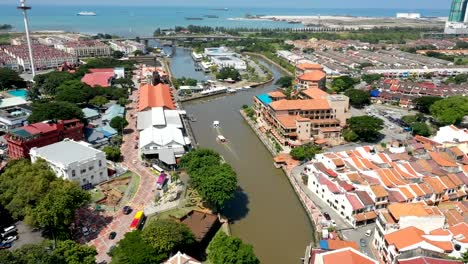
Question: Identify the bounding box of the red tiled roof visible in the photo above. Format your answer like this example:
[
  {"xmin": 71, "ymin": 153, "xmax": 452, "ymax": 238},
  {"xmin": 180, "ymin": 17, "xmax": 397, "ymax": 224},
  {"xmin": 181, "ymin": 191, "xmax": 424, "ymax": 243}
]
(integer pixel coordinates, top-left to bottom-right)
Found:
[
  {"xmin": 81, "ymin": 72, "xmax": 114, "ymax": 87},
  {"xmin": 138, "ymin": 83, "xmax": 176, "ymax": 111},
  {"xmin": 269, "ymin": 99, "xmax": 330, "ymax": 111},
  {"xmin": 298, "ymin": 71, "xmax": 326, "ymax": 82},
  {"xmin": 321, "ymin": 248, "xmax": 377, "ymax": 264},
  {"xmin": 327, "ymin": 239, "xmax": 358, "ymax": 250},
  {"xmin": 296, "ymin": 63, "xmax": 324, "ymax": 71},
  {"xmin": 429, "ymin": 152, "xmax": 457, "ymax": 167},
  {"xmin": 345, "ymin": 193, "xmax": 364, "ymax": 210},
  {"xmin": 268, "ymin": 91, "xmax": 286, "ymax": 98},
  {"xmin": 449, "ymin": 222, "xmax": 468, "ymax": 243},
  {"xmin": 301, "ymin": 87, "xmax": 328, "ymax": 99},
  {"xmin": 398, "ymin": 257, "xmax": 463, "ymax": 264}
]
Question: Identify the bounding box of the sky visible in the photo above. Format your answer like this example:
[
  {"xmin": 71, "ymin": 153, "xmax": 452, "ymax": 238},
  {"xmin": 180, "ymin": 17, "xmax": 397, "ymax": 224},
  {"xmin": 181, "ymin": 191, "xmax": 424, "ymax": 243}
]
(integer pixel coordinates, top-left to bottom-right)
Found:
[{"xmin": 0, "ymin": 0, "xmax": 453, "ymax": 9}]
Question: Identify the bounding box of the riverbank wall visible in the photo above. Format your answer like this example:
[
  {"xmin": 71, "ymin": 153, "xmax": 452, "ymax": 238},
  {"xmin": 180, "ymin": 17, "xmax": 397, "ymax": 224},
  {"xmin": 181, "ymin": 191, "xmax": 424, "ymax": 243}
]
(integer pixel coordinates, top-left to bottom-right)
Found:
[
  {"xmin": 240, "ymin": 110, "xmax": 319, "ymax": 246},
  {"xmin": 243, "ymin": 52, "xmax": 294, "ymax": 77}
]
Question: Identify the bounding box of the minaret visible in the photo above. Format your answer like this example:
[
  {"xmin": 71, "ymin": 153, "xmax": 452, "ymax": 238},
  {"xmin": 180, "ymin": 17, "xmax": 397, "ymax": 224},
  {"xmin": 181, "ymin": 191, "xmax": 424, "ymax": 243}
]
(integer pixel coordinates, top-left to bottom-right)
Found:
[{"xmin": 17, "ymin": 0, "xmax": 35, "ymax": 77}]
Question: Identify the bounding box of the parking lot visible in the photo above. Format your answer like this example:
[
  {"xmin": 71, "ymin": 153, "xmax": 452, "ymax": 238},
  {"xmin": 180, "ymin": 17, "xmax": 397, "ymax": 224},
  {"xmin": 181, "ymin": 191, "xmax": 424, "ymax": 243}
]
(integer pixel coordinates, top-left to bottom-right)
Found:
[
  {"xmin": 341, "ymin": 223, "xmax": 376, "ymax": 259},
  {"xmin": 2, "ymin": 221, "xmax": 44, "ymax": 251}
]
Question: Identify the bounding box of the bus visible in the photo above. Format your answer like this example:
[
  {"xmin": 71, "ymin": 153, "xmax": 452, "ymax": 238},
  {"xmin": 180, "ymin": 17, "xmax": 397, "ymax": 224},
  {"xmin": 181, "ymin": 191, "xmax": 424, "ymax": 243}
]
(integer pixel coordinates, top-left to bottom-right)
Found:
[
  {"xmin": 129, "ymin": 211, "xmax": 145, "ymax": 230},
  {"xmin": 156, "ymin": 173, "xmax": 167, "ymax": 190}
]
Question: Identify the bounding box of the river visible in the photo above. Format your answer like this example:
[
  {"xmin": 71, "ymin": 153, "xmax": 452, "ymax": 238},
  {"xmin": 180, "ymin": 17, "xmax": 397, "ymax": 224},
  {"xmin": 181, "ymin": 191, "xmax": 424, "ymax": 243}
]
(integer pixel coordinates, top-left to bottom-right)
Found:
[{"xmin": 169, "ymin": 47, "xmax": 314, "ymax": 264}]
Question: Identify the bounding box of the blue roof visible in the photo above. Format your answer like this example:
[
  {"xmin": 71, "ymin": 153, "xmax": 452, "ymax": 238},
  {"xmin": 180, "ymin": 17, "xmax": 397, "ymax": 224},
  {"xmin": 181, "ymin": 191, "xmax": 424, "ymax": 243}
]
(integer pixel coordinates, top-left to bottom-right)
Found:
[
  {"xmin": 370, "ymin": 90, "xmax": 381, "ymax": 97},
  {"xmin": 102, "ymin": 104, "xmax": 125, "ymax": 122},
  {"xmin": 319, "ymin": 240, "xmax": 329, "ymax": 250},
  {"xmin": 96, "ymin": 124, "xmax": 118, "ymax": 137},
  {"xmin": 256, "ymin": 93, "xmax": 273, "ymax": 105},
  {"xmin": 82, "ymin": 107, "xmax": 100, "ymax": 119}
]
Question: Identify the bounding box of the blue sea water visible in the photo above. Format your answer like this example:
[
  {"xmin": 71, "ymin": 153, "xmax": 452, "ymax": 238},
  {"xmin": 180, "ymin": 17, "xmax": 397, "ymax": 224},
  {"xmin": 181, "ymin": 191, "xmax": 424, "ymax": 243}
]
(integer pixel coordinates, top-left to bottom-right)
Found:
[{"xmin": 0, "ymin": 5, "xmax": 449, "ymax": 37}]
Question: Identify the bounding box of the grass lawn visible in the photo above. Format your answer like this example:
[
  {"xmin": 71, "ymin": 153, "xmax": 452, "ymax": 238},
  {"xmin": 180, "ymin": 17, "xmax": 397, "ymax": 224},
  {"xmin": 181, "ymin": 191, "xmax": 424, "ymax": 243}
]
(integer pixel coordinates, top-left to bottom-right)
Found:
[
  {"xmin": 145, "ymin": 205, "xmax": 202, "ymax": 224},
  {"xmin": 90, "ymin": 189, "xmax": 105, "ymax": 203},
  {"xmin": 122, "ymin": 171, "xmax": 140, "ymax": 201}
]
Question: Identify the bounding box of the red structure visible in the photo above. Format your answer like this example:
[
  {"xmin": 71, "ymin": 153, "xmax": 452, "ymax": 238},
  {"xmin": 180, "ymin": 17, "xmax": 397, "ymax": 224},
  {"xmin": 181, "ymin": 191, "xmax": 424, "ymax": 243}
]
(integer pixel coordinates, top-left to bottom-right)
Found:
[{"xmin": 5, "ymin": 119, "xmax": 84, "ymax": 159}]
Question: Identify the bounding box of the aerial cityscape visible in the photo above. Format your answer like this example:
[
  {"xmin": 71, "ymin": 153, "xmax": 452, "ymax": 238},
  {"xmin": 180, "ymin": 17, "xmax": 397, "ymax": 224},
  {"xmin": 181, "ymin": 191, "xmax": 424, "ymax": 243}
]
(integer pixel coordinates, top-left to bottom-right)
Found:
[{"xmin": 0, "ymin": 0, "xmax": 467, "ymax": 263}]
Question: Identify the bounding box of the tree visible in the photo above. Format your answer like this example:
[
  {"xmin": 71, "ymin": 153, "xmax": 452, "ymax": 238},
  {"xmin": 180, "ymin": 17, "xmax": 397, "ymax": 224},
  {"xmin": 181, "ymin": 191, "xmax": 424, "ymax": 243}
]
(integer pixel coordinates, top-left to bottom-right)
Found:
[
  {"xmin": 110, "ymin": 231, "xmax": 165, "ymax": 264},
  {"xmin": 290, "ymin": 144, "xmax": 322, "ymax": 161},
  {"xmin": 103, "ymin": 146, "xmax": 121, "ymax": 162},
  {"xmin": 216, "ymin": 67, "xmax": 241, "ymax": 81},
  {"xmin": 55, "ymin": 80, "xmax": 90, "ymax": 104},
  {"xmin": 413, "ymin": 96, "xmax": 443, "ymax": 114},
  {"xmin": 33, "ymin": 71, "xmax": 75, "ymax": 96},
  {"xmin": 0, "ymin": 159, "xmax": 56, "ymax": 219},
  {"xmin": 207, "ymin": 232, "xmax": 259, "ymax": 264},
  {"xmin": 112, "ymin": 50, "xmax": 125, "ymax": 59},
  {"xmin": 28, "ymin": 180, "xmax": 90, "ymax": 238},
  {"xmin": 347, "ymin": 116, "xmax": 384, "ymax": 142},
  {"xmin": 430, "ymin": 96, "xmax": 468, "ymax": 125},
  {"xmin": 142, "ymin": 219, "xmax": 194, "ymax": 255},
  {"xmin": 343, "ymin": 128, "xmax": 359, "ymax": 142},
  {"xmin": 331, "ymin": 76, "xmax": 358, "ymax": 92},
  {"xmin": 275, "ymin": 76, "xmax": 293, "ymax": 88},
  {"xmin": 0, "ymin": 68, "xmax": 25, "ymax": 90},
  {"xmin": 180, "ymin": 149, "xmax": 238, "ymax": 211},
  {"xmin": 89, "ymin": 95, "xmax": 109, "ymax": 107},
  {"xmin": 53, "ymin": 240, "xmax": 97, "ymax": 264},
  {"xmin": 410, "ymin": 122, "xmax": 431, "ymax": 137},
  {"xmin": 361, "ymin": 74, "xmax": 381, "ymax": 84},
  {"xmin": 114, "ymin": 77, "xmax": 134, "ymax": 90},
  {"xmin": 133, "ymin": 50, "xmax": 144, "ymax": 56},
  {"xmin": 344, "ymin": 89, "xmax": 370, "ymax": 108},
  {"xmin": 110, "ymin": 116, "xmax": 129, "ymax": 134},
  {"xmin": 28, "ymin": 101, "xmax": 85, "ymax": 123},
  {"xmin": 401, "ymin": 113, "xmax": 426, "ymax": 126},
  {"xmin": 118, "ymin": 97, "xmax": 129, "ymax": 106}
]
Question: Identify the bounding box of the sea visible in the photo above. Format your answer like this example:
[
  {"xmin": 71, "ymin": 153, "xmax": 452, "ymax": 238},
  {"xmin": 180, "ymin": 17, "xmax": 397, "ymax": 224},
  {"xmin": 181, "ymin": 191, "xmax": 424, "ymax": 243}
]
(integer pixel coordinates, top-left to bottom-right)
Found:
[{"xmin": 0, "ymin": 5, "xmax": 449, "ymax": 37}]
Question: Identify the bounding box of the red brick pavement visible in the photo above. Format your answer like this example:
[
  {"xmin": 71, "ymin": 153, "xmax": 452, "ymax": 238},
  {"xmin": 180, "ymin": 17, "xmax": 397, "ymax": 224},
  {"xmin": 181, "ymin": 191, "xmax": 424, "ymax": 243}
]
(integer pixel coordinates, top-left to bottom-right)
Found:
[{"xmin": 87, "ymin": 89, "xmax": 158, "ymax": 263}]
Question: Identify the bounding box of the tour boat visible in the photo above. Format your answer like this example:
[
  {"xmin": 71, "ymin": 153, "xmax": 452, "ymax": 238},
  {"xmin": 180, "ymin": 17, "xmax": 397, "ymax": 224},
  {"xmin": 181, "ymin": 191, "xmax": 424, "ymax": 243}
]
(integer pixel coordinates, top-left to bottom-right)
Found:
[
  {"xmin": 213, "ymin": 121, "xmax": 220, "ymax": 127},
  {"xmin": 77, "ymin": 11, "xmax": 97, "ymax": 16},
  {"xmin": 217, "ymin": 135, "xmax": 227, "ymax": 143}
]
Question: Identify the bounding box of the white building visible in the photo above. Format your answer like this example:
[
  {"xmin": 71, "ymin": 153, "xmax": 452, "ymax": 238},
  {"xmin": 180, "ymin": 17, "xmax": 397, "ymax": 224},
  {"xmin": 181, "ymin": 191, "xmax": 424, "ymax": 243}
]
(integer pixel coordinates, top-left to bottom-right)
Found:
[
  {"xmin": 210, "ymin": 55, "xmax": 247, "ymax": 71},
  {"xmin": 109, "ymin": 40, "xmax": 146, "ymax": 55},
  {"xmin": 139, "ymin": 126, "xmax": 190, "ymax": 165},
  {"xmin": 30, "ymin": 139, "xmax": 109, "ymax": 187},
  {"xmin": 396, "ymin": 13, "xmax": 421, "ymax": 19},
  {"xmin": 432, "ymin": 125, "xmax": 468, "ymax": 144}
]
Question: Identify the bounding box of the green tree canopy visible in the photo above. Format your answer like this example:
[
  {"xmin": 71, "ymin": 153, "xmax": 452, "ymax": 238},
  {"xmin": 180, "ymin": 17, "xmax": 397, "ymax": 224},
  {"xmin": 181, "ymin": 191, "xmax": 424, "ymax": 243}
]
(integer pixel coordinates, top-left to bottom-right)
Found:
[
  {"xmin": 110, "ymin": 231, "xmax": 166, "ymax": 264},
  {"xmin": 180, "ymin": 149, "xmax": 238, "ymax": 211},
  {"xmin": 290, "ymin": 144, "xmax": 322, "ymax": 161},
  {"xmin": 28, "ymin": 101, "xmax": 85, "ymax": 123},
  {"xmin": 103, "ymin": 146, "xmax": 121, "ymax": 162},
  {"xmin": 410, "ymin": 122, "xmax": 431, "ymax": 137},
  {"xmin": 112, "ymin": 50, "xmax": 125, "ymax": 59},
  {"xmin": 114, "ymin": 77, "xmax": 135, "ymax": 90},
  {"xmin": 413, "ymin": 96, "xmax": 443, "ymax": 114},
  {"xmin": 0, "ymin": 68, "xmax": 25, "ymax": 90},
  {"xmin": 430, "ymin": 96, "xmax": 468, "ymax": 125},
  {"xmin": 173, "ymin": 77, "xmax": 198, "ymax": 89},
  {"xmin": 343, "ymin": 128, "xmax": 359, "ymax": 142},
  {"xmin": 89, "ymin": 95, "xmax": 109, "ymax": 107},
  {"xmin": 33, "ymin": 71, "xmax": 75, "ymax": 96},
  {"xmin": 207, "ymin": 232, "xmax": 259, "ymax": 264},
  {"xmin": 110, "ymin": 116, "xmax": 129, "ymax": 134},
  {"xmin": 55, "ymin": 80, "xmax": 89, "ymax": 104},
  {"xmin": 401, "ymin": 113, "xmax": 426, "ymax": 126},
  {"xmin": 28, "ymin": 180, "xmax": 90, "ymax": 237},
  {"xmin": 344, "ymin": 89, "xmax": 370, "ymax": 108},
  {"xmin": 142, "ymin": 219, "xmax": 194, "ymax": 255},
  {"xmin": 331, "ymin": 76, "xmax": 358, "ymax": 93},
  {"xmin": 347, "ymin": 116, "xmax": 384, "ymax": 142},
  {"xmin": 361, "ymin": 74, "xmax": 382, "ymax": 84},
  {"xmin": 275, "ymin": 76, "xmax": 293, "ymax": 88},
  {"xmin": 216, "ymin": 67, "xmax": 241, "ymax": 81}
]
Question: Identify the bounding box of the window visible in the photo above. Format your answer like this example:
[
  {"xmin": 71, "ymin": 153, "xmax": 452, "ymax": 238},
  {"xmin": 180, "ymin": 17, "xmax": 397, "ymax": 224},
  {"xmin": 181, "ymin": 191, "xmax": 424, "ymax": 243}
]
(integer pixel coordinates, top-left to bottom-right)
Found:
[
  {"xmin": 90, "ymin": 175, "xmax": 94, "ymax": 180},
  {"xmin": 99, "ymin": 160, "xmax": 102, "ymax": 167},
  {"xmin": 89, "ymin": 166, "xmax": 94, "ymax": 171},
  {"xmin": 72, "ymin": 170, "xmax": 76, "ymax": 177},
  {"xmin": 81, "ymin": 168, "xmax": 86, "ymax": 174},
  {"xmin": 100, "ymin": 172, "xmax": 103, "ymax": 176}
]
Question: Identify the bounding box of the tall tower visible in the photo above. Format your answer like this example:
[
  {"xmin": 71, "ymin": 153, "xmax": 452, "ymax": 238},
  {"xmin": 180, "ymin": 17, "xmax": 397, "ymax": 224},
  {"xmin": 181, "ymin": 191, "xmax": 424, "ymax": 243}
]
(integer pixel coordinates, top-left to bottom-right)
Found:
[
  {"xmin": 17, "ymin": 0, "xmax": 35, "ymax": 77},
  {"xmin": 448, "ymin": 0, "xmax": 468, "ymax": 23}
]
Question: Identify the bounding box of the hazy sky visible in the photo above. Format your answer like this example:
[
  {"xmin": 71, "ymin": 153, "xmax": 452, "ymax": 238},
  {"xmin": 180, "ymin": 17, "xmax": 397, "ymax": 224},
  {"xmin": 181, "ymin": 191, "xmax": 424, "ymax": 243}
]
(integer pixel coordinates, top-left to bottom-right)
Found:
[{"xmin": 0, "ymin": 0, "xmax": 453, "ymax": 9}]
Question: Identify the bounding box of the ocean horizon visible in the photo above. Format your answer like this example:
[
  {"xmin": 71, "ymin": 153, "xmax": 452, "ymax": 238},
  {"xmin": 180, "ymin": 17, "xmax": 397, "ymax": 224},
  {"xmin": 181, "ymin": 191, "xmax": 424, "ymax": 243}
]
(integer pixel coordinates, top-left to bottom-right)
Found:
[{"xmin": 0, "ymin": 5, "xmax": 449, "ymax": 37}]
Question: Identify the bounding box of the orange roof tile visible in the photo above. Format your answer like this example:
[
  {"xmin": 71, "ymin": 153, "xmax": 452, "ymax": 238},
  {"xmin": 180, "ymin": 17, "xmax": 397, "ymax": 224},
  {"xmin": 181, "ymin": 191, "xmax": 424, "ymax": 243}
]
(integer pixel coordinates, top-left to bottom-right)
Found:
[
  {"xmin": 298, "ymin": 71, "xmax": 326, "ymax": 82},
  {"xmin": 418, "ymin": 182, "xmax": 433, "ymax": 196},
  {"xmin": 426, "ymin": 240, "xmax": 453, "ymax": 252},
  {"xmin": 449, "ymin": 146, "xmax": 464, "ymax": 157},
  {"xmin": 297, "ymin": 63, "xmax": 324, "ymax": 71},
  {"xmin": 425, "ymin": 177, "xmax": 447, "ymax": 194},
  {"xmin": 429, "ymin": 152, "xmax": 457, "ymax": 167},
  {"xmin": 269, "ymin": 99, "xmax": 330, "ymax": 111},
  {"xmin": 408, "ymin": 184, "xmax": 425, "ymax": 197},
  {"xmin": 378, "ymin": 153, "xmax": 392, "ymax": 163},
  {"xmin": 138, "ymin": 83, "xmax": 176, "ymax": 111},
  {"xmin": 447, "ymin": 174, "xmax": 463, "ymax": 186},
  {"xmin": 398, "ymin": 186, "xmax": 415, "ymax": 200},
  {"xmin": 442, "ymin": 208, "xmax": 464, "ymax": 227},
  {"xmin": 430, "ymin": 228, "xmax": 451, "ymax": 236},
  {"xmin": 387, "ymin": 203, "xmax": 429, "ymax": 220},
  {"xmin": 301, "ymin": 87, "xmax": 328, "ymax": 99},
  {"xmin": 321, "ymin": 248, "xmax": 377, "ymax": 264},
  {"xmin": 449, "ymin": 222, "xmax": 468, "ymax": 243},
  {"xmin": 370, "ymin": 185, "xmax": 388, "ymax": 198},
  {"xmin": 327, "ymin": 239, "xmax": 359, "ymax": 250},
  {"xmin": 385, "ymin": 226, "xmax": 425, "ymax": 251},
  {"xmin": 276, "ymin": 115, "xmax": 302, "ymax": 129},
  {"xmin": 440, "ymin": 176, "xmax": 456, "ymax": 189},
  {"xmin": 268, "ymin": 91, "xmax": 286, "ymax": 98}
]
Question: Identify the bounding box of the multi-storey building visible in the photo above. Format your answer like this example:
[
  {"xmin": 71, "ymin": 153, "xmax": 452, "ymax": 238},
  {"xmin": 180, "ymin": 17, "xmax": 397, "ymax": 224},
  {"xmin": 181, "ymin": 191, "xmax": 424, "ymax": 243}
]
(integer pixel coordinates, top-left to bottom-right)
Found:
[
  {"xmin": 253, "ymin": 87, "xmax": 350, "ymax": 146},
  {"xmin": 295, "ymin": 63, "xmax": 326, "ymax": 90},
  {"xmin": 60, "ymin": 40, "xmax": 111, "ymax": 58},
  {"xmin": 108, "ymin": 40, "xmax": 146, "ymax": 55},
  {"xmin": 5, "ymin": 119, "xmax": 84, "ymax": 159},
  {"xmin": 30, "ymin": 139, "xmax": 108, "ymax": 188}
]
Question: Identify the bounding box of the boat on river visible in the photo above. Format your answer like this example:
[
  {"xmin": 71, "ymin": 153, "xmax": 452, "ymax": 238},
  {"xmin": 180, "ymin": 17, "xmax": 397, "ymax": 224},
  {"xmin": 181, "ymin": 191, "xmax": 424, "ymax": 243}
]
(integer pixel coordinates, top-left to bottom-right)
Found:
[
  {"xmin": 227, "ymin": 88, "xmax": 237, "ymax": 93},
  {"xmin": 213, "ymin": 121, "xmax": 220, "ymax": 127},
  {"xmin": 217, "ymin": 135, "xmax": 227, "ymax": 142}
]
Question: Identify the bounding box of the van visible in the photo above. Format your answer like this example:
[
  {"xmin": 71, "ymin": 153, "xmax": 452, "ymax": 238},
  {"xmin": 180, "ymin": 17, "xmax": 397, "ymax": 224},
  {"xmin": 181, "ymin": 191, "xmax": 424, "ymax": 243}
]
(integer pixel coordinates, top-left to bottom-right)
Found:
[{"xmin": 1, "ymin": 226, "xmax": 16, "ymax": 237}]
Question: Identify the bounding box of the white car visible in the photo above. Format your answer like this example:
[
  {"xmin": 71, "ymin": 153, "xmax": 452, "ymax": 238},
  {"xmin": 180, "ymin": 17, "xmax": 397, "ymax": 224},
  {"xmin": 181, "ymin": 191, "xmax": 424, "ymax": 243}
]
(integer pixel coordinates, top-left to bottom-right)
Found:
[
  {"xmin": 2, "ymin": 235, "xmax": 17, "ymax": 243},
  {"xmin": 365, "ymin": 229, "xmax": 372, "ymax": 237}
]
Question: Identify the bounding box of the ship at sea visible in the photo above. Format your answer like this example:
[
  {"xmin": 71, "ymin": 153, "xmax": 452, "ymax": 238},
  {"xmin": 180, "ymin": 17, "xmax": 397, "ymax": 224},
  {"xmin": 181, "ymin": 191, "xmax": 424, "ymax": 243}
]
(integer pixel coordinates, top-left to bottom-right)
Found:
[
  {"xmin": 77, "ymin": 11, "xmax": 97, "ymax": 16},
  {"xmin": 185, "ymin": 17, "xmax": 203, "ymax": 20},
  {"xmin": 210, "ymin": 8, "xmax": 229, "ymax": 11},
  {"xmin": 203, "ymin": 15, "xmax": 219, "ymax": 18}
]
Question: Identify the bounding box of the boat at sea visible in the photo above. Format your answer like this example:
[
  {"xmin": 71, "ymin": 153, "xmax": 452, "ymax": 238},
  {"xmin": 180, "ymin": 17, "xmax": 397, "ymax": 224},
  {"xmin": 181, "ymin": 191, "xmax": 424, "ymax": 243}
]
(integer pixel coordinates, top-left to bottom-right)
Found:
[
  {"xmin": 227, "ymin": 88, "xmax": 237, "ymax": 93},
  {"xmin": 211, "ymin": 8, "xmax": 229, "ymax": 11},
  {"xmin": 185, "ymin": 17, "xmax": 203, "ymax": 20},
  {"xmin": 77, "ymin": 11, "xmax": 97, "ymax": 16},
  {"xmin": 203, "ymin": 15, "xmax": 219, "ymax": 18}
]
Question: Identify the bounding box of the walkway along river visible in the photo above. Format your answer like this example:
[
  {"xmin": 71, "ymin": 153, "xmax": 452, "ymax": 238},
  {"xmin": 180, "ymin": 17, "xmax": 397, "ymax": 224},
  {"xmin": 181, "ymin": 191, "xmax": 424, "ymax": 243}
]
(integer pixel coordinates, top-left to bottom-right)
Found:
[{"xmin": 170, "ymin": 47, "xmax": 314, "ymax": 264}]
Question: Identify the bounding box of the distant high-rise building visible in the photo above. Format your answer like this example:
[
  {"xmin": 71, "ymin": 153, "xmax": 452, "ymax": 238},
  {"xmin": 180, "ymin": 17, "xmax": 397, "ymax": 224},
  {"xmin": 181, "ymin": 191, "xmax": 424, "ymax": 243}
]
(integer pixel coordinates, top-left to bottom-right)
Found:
[
  {"xmin": 445, "ymin": 0, "xmax": 468, "ymax": 34},
  {"xmin": 448, "ymin": 0, "xmax": 468, "ymax": 22}
]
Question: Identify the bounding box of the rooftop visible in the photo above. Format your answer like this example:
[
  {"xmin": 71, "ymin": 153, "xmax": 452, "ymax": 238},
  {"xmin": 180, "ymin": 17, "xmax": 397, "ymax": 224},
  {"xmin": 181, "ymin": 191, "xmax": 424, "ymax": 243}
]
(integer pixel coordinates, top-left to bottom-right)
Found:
[
  {"xmin": 30, "ymin": 139, "xmax": 103, "ymax": 166},
  {"xmin": 138, "ymin": 83, "xmax": 176, "ymax": 111},
  {"xmin": 319, "ymin": 247, "xmax": 378, "ymax": 264},
  {"xmin": 269, "ymin": 99, "xmax": 330, "ymax": 111},
  {"xmin": 298, "ymin": 71, "xmax": 326, "ymax": 82},
  {"xmin": 179, "ymin": 210, "xmax": 219, "ymax": 242}
]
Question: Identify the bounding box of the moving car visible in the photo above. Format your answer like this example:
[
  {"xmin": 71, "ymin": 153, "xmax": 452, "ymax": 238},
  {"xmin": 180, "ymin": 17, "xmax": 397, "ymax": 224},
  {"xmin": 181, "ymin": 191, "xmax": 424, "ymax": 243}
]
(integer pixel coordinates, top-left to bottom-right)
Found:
[
  {"xmin": 365, "ymin": 229, "xmax": 372, "ymax": 237},
  {"xmin": 323, "ymin": 212, "xmax": 331, "ymax": 221},
  {"xmin": 123, "ymin": 206, "xmax": 132, "ymax": 215},
  {"xmin": 108, "ymin": 231, "xmax": 116, "ymax": 240},
  {"xmin": 360, "ymin": 238, "xmax": 367, "ymax": 248}
]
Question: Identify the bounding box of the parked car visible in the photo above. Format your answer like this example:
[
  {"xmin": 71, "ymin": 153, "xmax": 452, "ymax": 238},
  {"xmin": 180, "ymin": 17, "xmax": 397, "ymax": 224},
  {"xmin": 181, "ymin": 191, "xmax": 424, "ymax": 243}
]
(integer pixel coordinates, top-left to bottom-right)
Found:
[
  {"xmin": 360, "ymin": 238, "xmax": 367, "ymax": 248},
  {"xmin": 2, "ymin": 236, "xmax": 17, "ymax": 244},
  {"xmin": 123, "ymin": 206, "xmax": 132, "ymax": 215},
  {"xmin": 323, "ymin": 212, "xmax": 331, "ymax": 221},
  {"xmin": 365, "ymin": 229, "xmax": 372, "ymax": 237},
  {"xmin": 109, "ymin": 231, "xmax": 116, "ymax": 240},
  {"xmin": 0, "ymin": 243, "xmax": 12, "ymax": 249}
]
